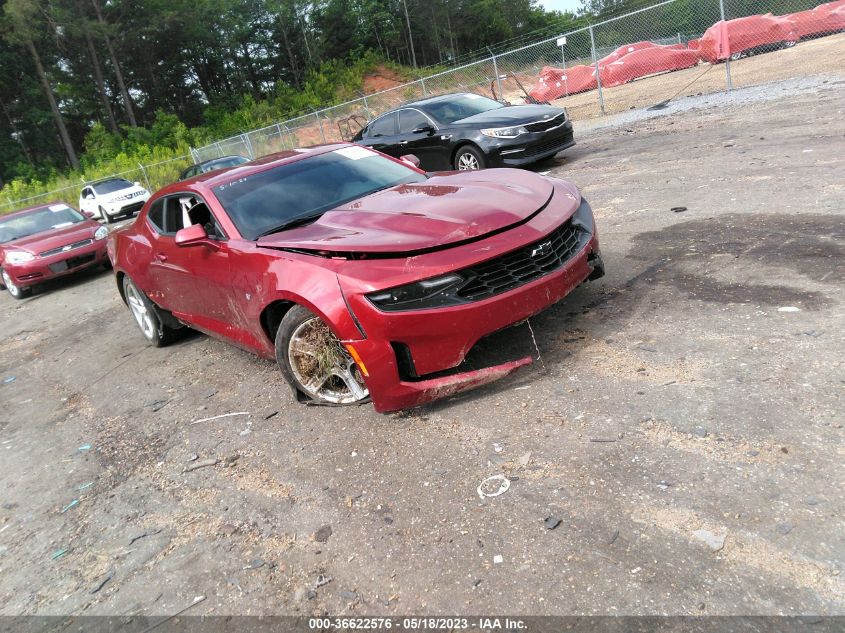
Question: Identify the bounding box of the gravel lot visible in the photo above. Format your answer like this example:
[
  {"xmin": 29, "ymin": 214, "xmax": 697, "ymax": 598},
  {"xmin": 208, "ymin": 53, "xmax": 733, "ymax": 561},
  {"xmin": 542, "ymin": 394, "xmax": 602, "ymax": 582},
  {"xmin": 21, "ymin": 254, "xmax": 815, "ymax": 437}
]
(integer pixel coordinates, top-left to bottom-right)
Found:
[{"xmin": 0, "ymin": 77, "xmax": 843, "ymax": 618}]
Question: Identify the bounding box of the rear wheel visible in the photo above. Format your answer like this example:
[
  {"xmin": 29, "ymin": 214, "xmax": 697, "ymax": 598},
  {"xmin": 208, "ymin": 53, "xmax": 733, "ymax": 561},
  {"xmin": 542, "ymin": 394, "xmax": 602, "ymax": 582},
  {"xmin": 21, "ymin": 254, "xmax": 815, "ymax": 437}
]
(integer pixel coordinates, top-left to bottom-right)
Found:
[
  {"xmin": 728, "ymin": 51, "xmax": 743, "ymax": 61},
  {"xmin": 122, "ymin": 276, "xmax": 176, "ymax": 347},
  {"xmin": 99, "ymin": 206, "xmax": 114, "ymax": 224},
  {"xmin": 275, "ymin": 305, "xmax": 369, "ymax": 405},
  {"xmin": 454, "ymin": 145, "xmax": 486, "ymax": 171},
  {"xmin": 1, "ymin": 269, "xmax": 31, "ymax": 300},
  {"xmin": 783, "ymin": 39, "xmax": 797, "ymax": 48}
]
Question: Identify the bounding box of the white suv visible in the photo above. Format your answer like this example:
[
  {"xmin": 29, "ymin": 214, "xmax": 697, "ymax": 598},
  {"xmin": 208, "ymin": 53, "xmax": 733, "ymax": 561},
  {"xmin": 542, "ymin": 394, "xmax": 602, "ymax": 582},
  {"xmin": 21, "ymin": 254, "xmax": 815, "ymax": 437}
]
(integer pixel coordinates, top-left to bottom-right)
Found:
[{"xmin": 79, "ymin": 178, "xmax": 151, "ymax": 224}]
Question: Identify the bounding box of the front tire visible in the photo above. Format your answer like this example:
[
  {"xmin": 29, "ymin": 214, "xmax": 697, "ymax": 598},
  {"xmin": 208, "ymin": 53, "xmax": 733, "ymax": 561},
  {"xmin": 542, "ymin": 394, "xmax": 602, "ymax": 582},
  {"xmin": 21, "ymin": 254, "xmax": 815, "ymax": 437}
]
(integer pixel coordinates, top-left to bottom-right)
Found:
[
  {"xmin": 99, "ymin": 206, "xmax": 114, "ymax": 224},
  {"xmin": 1, "ymin": 269, "xmax": 31, "ymax": 300},
  {"xmin": 122, "ymin": 276, "xmax": 176, "ymax": 347},
  {"xmin": 454, "ymin": 145, "xmax": 486, "ymax": 171},
  {"xmin": 275, "ymin": 305, "xmax": 369, "ymax": 405}
]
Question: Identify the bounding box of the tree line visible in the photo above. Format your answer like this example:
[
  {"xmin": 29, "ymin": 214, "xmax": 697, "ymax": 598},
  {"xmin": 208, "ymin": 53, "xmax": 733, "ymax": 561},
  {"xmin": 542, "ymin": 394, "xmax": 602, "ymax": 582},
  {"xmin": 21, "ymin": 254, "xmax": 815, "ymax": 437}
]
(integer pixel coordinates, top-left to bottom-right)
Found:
[{"xmin": 0, "ymin": 0, "xmax": 824, "ymax": 195}]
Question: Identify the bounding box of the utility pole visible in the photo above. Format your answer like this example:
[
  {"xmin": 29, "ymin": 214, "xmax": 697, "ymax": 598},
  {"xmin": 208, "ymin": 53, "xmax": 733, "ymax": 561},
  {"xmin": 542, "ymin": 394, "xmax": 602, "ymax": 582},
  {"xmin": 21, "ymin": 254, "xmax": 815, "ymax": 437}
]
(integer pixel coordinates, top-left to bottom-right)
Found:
[{"xmin": 402, "ymin": 0, "xmax": 418, "ymax": 69}]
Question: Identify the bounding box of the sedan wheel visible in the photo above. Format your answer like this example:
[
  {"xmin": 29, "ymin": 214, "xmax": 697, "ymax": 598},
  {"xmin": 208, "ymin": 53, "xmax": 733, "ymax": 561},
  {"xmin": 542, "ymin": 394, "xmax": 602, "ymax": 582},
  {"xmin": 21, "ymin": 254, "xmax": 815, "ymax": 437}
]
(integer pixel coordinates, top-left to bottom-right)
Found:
[
  {"xmin": 1, "ymin": 269, "xmax": 31, "ymax": 300},
  {"xmin": 122, "ymin": 276, "xmax": 176, "ymax": 346},
  {"xmin": 454, "ymin": 146, "xmax": 485, "ymax": 171},
  {"xmin": 276, "ymin": 305, "xmax": 369, "ymax": 405}
]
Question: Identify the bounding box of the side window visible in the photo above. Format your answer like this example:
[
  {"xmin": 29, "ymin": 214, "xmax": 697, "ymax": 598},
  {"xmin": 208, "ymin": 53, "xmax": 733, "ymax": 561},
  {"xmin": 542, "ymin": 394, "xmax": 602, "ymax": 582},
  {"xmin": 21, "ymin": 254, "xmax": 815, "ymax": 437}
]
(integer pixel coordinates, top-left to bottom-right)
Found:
[
  {"xmin": 82, "ymin": 187, "xmax": 92, "ymax": 199},
  {"xmin": 149, "ymin": 194, "xmax": 225, "ymax": 238},
  {"xmin": 399, "ymin": 109, "xmax": 431, "ymax": 134},
  {"xmin": 367, "ymin": 112, "xmax": 397, "ymax": 137},
  {"xmin": 147, "ymin": 199, "xmax": 165, "ymax": 233},
  {"xmin": 164, "ymin": 196, "xmax": 190, "ymax": 234}
]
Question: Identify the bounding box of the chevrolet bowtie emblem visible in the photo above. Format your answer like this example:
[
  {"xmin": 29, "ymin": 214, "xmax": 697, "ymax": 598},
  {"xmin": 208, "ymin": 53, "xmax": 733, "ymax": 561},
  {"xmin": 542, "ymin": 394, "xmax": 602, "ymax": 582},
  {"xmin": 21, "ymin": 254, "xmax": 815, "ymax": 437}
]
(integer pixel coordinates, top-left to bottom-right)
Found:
[{"xmin": 531, "ymin": 241, "xmax": 552, "ymax": 257}]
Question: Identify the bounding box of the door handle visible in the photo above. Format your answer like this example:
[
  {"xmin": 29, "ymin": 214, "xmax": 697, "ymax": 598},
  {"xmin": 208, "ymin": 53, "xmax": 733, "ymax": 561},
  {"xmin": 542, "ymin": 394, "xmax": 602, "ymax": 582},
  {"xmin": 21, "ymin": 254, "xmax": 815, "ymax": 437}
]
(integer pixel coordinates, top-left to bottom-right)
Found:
[{"xmin": 154, "ymin": 252, "xmax": 168, "ymax": 262}]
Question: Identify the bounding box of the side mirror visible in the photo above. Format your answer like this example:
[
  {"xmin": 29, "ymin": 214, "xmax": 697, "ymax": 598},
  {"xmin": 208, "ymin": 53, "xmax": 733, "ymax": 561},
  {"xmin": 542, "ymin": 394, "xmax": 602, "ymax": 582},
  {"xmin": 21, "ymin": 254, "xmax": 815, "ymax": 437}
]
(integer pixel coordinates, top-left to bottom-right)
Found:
[
  {"xmin": 412, "ymin": 124, "xmax": 435, "ymax": 135},
  {"xmin": 400, "ymin": 154, "xmax": 421, "ymax": 168},
  {"xmin": 134, "ymin": 181, "xmax": 141, "ymax": 187},
  {"xmin": 175, "ymin": 224, "xmax": 218, "ymax": 249},
  {"xmin": 82, "ymin": 210, "xmax": 96, "ymax": 219}
]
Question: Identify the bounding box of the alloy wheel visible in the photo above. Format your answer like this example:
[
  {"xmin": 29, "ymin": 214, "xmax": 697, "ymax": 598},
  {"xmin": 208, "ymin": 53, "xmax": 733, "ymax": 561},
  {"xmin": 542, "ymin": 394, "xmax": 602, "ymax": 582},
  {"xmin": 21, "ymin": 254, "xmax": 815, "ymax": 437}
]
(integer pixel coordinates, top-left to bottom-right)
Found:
[
  {"xmin": 125, "ymin": 282, "xmax": 155, "ymax": 340},
  {"xmin": 287, "ymin": 317, "xmax": 368, "ymax": 404},
  {"xmin": 2, "ymin": 270, "xmax": 21, "ymax": 298},
  {"xmin": 457, "ymin": 152, "xmax": 480, "ymax": 170}
]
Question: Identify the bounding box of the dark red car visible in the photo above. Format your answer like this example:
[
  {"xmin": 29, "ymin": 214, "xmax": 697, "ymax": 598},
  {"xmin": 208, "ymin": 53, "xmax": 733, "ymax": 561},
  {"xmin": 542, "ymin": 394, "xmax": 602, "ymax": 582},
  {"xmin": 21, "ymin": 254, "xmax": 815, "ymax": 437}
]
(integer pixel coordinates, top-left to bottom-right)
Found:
[
  {"xmin": 0, "ymin": 202, "xmax": 110, "ymax": 299},
  {"xmin": 109, "ymin": 144, "xmax": 604, "ymax": 412}
]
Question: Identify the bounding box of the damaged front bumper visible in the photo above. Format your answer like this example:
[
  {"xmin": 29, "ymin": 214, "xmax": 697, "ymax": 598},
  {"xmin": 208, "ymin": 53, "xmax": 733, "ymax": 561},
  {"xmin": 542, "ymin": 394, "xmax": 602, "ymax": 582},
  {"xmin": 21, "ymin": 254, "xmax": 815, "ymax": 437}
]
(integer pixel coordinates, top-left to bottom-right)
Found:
[{"xmin": 342, "ymin": 228, "xmax": 602, "ymax": 413}]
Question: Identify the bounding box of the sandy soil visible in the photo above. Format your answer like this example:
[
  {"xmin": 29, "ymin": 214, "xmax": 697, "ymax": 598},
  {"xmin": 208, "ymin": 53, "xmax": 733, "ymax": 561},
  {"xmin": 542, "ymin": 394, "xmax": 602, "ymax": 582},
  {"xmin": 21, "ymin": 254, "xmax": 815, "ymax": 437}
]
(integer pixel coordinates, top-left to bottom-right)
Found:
[{"xmin": 0, "ymin": 77, "xmax": 843, "ymax": 619}]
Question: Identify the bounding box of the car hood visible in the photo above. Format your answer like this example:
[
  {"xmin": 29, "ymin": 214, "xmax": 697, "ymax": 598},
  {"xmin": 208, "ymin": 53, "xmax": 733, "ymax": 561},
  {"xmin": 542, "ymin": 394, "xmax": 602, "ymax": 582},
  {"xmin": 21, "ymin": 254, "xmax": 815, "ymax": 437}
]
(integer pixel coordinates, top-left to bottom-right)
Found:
[
  {"xmin": 450, "ymin": 104, "xmax": 566, "ymax": 127},
  {"xmin": 257, "ymin": 169, "xmax": 555, "ymax": 254},
  {"xmin": 96, "ymin": 186, "xmax": 149, "ymax": 203},
  {"xmin": 2, "ymin": 221, "xmax": 100, "ymax": 255}
]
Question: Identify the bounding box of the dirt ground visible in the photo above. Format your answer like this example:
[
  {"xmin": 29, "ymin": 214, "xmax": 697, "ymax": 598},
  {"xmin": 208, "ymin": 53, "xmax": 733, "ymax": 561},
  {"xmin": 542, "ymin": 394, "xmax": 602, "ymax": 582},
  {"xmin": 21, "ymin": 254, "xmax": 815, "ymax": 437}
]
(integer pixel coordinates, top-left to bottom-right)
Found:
[
  {"xmin": 362, "ymin": 65, "xmax": 408, "ymax": 94},
  {"xmin": 0, "ymin": 76, "xmax": 843, "ymax": 619}
]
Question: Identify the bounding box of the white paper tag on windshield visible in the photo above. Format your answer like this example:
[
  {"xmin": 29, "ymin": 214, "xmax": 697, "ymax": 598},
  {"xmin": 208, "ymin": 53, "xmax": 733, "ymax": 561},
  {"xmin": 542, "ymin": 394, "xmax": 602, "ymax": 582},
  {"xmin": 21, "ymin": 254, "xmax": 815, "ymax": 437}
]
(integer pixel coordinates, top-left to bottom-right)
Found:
[
  {"xmin": 52, "ymin": 222, "xmax": 73, "ymax": 229},
  {"xmin": 49, "ymin": 204, "xmax": 70, "ymax": 212},
  {"xmin": 465, "ymin": 94, "xmax": 483, "ymax": 99},
  {"xmin": 334, "ymin": 146, "xmax": 373, "ymax": 161}
]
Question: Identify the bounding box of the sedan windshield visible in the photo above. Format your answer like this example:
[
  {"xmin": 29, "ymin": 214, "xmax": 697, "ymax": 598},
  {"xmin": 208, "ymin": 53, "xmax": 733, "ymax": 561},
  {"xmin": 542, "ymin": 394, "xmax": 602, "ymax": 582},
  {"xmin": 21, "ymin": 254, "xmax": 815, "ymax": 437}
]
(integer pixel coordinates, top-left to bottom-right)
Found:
[
  {"xmin": 213, "ymin": 147, "xmax": 426, "ymax": 240},
  {"xmin": 93, "ymin": 179, "xmax": 133, "ymax": 194},
  {"xmin": 0, "ymin": 204, "xmax": 85, "ymax": 243},
  {"xmin": 204, "ymin": 156, "xmax": 248, "ymax": 172},
  {"xmin": 423, "ymin": 94, "xmax": 504, "ymax": 125}
]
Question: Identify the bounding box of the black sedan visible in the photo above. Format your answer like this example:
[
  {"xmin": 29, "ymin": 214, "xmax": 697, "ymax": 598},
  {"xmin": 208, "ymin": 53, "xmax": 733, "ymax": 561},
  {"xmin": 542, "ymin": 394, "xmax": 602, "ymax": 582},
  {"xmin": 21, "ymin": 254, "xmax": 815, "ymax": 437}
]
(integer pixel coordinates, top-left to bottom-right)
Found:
[
  {"xmin": 179, "ymin": 155, "xmax": 249, "ymax": 180},
  {"xmin": 352, "ymin": 93, "xmax": 574, "ymax": 171}
]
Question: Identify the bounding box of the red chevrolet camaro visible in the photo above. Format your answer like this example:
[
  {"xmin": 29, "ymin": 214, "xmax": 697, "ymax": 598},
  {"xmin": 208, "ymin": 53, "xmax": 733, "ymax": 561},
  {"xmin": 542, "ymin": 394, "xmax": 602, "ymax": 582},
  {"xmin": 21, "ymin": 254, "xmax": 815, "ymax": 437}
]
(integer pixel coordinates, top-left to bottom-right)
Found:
[
  {"xmin": 0, "ymin": 202, "xmax": 110, "ymax": 299},
  {"xmin": 109, "ymin": 144, "xmax": 604, "ymax": 412}
]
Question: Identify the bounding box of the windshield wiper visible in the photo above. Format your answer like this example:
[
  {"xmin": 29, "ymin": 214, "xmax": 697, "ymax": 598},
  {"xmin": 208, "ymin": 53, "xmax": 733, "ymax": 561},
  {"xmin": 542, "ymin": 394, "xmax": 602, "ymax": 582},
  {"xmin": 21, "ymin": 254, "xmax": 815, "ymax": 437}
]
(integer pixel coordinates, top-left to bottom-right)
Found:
[{"xmin": 256, "ymin": 213, "xmax": 323, "ymax": 239}]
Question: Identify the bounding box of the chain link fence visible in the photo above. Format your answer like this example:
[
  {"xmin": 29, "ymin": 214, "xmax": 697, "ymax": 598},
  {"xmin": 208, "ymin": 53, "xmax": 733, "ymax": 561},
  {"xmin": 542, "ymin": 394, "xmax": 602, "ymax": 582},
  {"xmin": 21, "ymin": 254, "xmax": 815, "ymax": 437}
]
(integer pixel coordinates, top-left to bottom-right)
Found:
[{"xmin": 5, "ymin": 0, "xmax": 842, "ymax": 212}]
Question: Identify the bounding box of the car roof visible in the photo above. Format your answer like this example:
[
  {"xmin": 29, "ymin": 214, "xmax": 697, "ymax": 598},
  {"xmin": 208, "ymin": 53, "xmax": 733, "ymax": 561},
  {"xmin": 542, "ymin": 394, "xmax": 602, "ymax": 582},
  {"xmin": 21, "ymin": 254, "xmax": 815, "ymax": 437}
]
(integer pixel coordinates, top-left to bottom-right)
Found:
[
  {"xmin": 164, "ymin": 144, "xmax": 351, "ymax": 190},
  {"xmin": 0, "ymin": 201, "xmax": 73, "ymax": 220},
  {"xmin": 388, "ymin": 92, "xmax": 484, "ymax": 112}
]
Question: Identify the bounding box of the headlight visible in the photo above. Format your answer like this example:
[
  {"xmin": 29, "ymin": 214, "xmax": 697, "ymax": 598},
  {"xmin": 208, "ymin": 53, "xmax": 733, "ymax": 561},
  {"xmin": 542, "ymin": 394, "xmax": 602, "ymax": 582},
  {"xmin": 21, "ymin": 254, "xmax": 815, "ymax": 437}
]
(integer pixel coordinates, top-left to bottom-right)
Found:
[
  {"xmin": 367, "ymin": 273, "xmax": 465, "ymax": 312},
  {"xmin": 481, "ymin": 126, "xmax": 528, "ymax": 139},
  {"xmin": 4, "ymin": 250, "xmax": 35, "ymax": 265},
  {"xmin": 94, "ymin": 226, "xmax": 108, "ymax": 240}
]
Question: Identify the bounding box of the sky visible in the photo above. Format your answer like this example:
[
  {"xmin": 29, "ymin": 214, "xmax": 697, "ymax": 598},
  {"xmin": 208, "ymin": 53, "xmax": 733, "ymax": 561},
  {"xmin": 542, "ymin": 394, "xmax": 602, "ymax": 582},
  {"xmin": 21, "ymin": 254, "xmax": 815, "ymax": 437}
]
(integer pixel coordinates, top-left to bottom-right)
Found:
[{"xmin": 536, "ymin": 0, "xmax": 583, "ymax": 14}]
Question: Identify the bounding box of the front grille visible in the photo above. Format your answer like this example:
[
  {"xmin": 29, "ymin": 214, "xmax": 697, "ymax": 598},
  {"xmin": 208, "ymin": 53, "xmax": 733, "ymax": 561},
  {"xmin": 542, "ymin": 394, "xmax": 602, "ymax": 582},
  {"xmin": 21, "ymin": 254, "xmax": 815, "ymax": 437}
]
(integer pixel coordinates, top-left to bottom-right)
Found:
[
  {"xmin": 524, "ymin": 113, "xmax": 566, "ymax": 133},
  {"xmin": 39, "ymin": 238, "xmax": 93, "ymax": 258},
  {"xmin": 115, "ymin": 191, "xmax": 143, "ymax": 201},
  {"xmin": 518, "ymin": 128, "xmax": 575, "ymax": 159},
  {"xmin": 456, "ymin": 220, "xmax": 584, "ymax": 302},
  {"xmin": 48, "ymin": 253, "xmax": 96, "ymax": 274}
]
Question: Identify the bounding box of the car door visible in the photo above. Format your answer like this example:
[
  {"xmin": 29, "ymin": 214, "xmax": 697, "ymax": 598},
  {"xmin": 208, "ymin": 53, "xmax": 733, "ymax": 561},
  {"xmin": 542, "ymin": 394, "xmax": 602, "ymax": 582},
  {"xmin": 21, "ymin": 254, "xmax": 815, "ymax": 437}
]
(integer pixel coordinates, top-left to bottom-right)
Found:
[
  {"xmin": 360, "ymin": 112, "xmax": 399, "ymax": 154},
  {"xmin": 145, "ymin": 193, "xmax": 237, "ymax": 335},
  {"xmin": 396, "ymin": 108, "xmax": 451, "ymax": 170}
]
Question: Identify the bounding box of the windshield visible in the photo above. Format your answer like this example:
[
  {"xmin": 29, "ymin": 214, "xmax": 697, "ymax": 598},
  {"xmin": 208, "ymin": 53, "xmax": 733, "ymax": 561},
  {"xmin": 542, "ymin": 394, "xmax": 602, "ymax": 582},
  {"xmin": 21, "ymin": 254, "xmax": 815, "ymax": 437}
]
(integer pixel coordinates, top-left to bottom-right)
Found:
[
  {"xmin": 0, "ymin": 204, "xmax": 86, "ymax": 243},
  {"xmin": 213, "ymin": 147, "xmax": 426, "ymax": 240},
  {"xmin": 424, "ymin": 94, "xmax": 504, "ymax": 125},
  {"xmin": 93, "ymin": 179, "xmax": 133, "ymax": 194},
  {"xmin": 205, "ymin": 156, "xmax": 249, "ymax": 172}
]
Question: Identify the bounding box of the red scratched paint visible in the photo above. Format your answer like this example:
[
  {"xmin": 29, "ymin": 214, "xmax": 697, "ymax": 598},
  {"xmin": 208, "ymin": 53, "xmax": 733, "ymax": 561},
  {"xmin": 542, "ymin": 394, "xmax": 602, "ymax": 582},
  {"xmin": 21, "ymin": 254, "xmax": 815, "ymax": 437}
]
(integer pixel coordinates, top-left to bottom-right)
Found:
[{"xmin": 110, "ymin": 144, "xmax": 600, "ymax": 412}]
